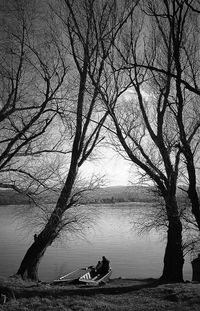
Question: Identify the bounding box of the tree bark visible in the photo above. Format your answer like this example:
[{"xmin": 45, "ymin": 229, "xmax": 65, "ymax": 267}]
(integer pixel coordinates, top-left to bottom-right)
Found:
[
  {"xmin": 184, "ymin": 147, "xmax": 200, "ymax": 230},
  {"xmin": 160, "ymin": 199, "xmax": 184, "ymax": 283},
  {"xmin": 16, "ymin": 167, "xmax": 78, "ymax": 280},
  {"xmin": 17, "ymin": 222, "xmax": 59, "ymax": 280},
  {"xmin": 16, "ymin": 149, "xmax": 80, "ymax": 280},
  {"xmin": 17, "ymin": 242, "xmax": 48, "ymax": 280},
  {"xmin": 188, "ymin": 186, "xmax": 200, "ymax": 230}
]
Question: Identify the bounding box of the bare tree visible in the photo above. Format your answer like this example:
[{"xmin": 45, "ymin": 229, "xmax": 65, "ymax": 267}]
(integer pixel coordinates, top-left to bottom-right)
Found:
[
  {"xmin": 110, "ymin": 0, "xmax": 200, "ymax": 282},
  {"xmin": 16, "ymin": 0, "xmax": 137, "ymax": 280},
  {"xmin": 0, "ymin": 0, "xmax": 70, "ymax": 199},
  {"xmin": 85, "ymin": 0, "xmax": 200, "ymax": 283},
  {"xmin": 133, "ymin": 1, "xmax": 200, "ymax": 231},
  {"xmin": 156, "ymin": 0, "xmax": 200, "ymax": 231},
  {"xmin": 88, "ymin": 2, "xmax": 187, "ymax": 282},
  {"xmin": 184, "ymin": 0, "xmax": 200, "ymax": 13}
]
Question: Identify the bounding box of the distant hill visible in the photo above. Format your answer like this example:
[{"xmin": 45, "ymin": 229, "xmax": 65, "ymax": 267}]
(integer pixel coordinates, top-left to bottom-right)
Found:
[
  {"xmin": 0, "ymin": 185, "xmax": 192, "ymax": 206},
  {"xmin": 0, "ymin": 186, "xmax": 157, "ymax": 205},
  {"xmin": 84, "ymin": 186, "xmax": 156, "ymax": 203},
  {"xmin": 0, "ymin": 189, "xmax": 31, "ymax": 205}
]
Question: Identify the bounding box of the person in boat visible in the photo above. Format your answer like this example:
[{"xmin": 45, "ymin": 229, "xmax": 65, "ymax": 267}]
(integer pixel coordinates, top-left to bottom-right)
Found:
[
  {"xmin": 90, "ymin": 260, "xmax": 102, "ymax": 277},
  {"xmin": 95, "ymin": 260, "xmax": 102, "ymax": 274},
  {"xmin": 99, "ymin": 256, "xmax": 110, "ymax": 276},
  {"xmin": 89, "ymin": 266, "xmax": 97, "ymax": 278}
]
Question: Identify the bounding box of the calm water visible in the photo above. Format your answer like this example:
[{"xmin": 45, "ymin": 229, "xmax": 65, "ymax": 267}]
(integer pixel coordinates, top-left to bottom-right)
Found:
[{"xmin": 0, "ymin": 203, "xmax": 192, "ymax": 281}]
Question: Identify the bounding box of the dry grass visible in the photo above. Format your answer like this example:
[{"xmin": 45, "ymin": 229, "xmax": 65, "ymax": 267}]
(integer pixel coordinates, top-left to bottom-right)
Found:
[{"xmin": 0, "ymin": 276, "xmax": 200, "ymax": 310}]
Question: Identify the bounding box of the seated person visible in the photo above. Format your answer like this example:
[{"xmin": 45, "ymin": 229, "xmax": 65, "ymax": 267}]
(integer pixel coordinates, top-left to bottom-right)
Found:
[
  {"xmin": 100, "ymin": 256, "xmax": 110, "ymax": 276},
  {"xmin": 89, "ymin": 266, "xmax": 97, "ymax": 278},
  {"xmin": 95, "ymin": 260, "xmax": 102, "ymax": 274}
]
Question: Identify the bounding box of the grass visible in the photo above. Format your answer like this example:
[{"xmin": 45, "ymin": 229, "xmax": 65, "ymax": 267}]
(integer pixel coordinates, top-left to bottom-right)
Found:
[{"xmin": 0, "ymin": 276, "xmax": 200, "ymax": 310}]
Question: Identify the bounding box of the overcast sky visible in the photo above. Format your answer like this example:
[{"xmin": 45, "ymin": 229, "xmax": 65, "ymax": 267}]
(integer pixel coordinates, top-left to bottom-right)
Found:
[{"xmin": 80, "ymin": 146, "xmax": 133, "ymax": 187}]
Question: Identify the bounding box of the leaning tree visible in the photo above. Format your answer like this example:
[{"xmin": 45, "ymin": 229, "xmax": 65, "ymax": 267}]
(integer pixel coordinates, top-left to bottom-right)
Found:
[{"xmin": 16, "ymin": 0, "xmax": 138, "ymax": 280}]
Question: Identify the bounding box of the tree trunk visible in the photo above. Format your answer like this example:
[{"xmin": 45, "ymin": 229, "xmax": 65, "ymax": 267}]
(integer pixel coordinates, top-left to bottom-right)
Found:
[
  {"xmin": 17, "ymin": 241, "xmax": 48, "ymax": 281},
  {"xmin": 17, "ymin": 225, "xmax": 57, "ymax": 280},
  {"xmin": 16, "ymin": 155, "xmax": 80, "ymax": 281},
  {"xmin": 160, "ymin": 199, "xmax": 184, "ymax": 283},
  {"xmin": 188, "ymin": 186, "xmax": 200, "ymax": 230},
  {"xmin": 185, "ymin": 151, "xmax": 200, "ymax": 230}
]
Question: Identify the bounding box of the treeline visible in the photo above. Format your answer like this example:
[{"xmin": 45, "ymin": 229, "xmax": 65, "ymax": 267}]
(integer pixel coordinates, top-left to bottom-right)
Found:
[
  {"xmin": 0, "ymin": 186, "xmax": 191, "ymax": 206},
  {"xmin": 83, "ymin": 186, "xmax": 156, "ymax": 204},
  {"xmin": 0, "ymin": 186, "xmax": 154, "ymax": 205}
]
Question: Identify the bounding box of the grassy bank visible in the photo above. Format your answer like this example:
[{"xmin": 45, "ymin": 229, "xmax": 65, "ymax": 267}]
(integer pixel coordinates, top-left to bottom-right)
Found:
[{"xmin": 0, "ymin": 276, "xmax": 200, "ymax": 310}]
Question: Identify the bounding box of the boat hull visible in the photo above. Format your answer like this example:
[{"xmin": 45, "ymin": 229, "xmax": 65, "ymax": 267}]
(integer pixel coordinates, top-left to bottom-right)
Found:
[
  {"xmin": 79, "ymin": 269, "xmax": 112, "ymax": 286},
  {"xmin": 53, "ymin": 268, "xmax": 91, "ymax": 284}
]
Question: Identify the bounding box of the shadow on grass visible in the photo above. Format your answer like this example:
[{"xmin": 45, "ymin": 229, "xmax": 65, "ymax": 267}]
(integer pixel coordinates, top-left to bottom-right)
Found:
[{"xmin": 12, "ymin": 278, "xmax": 160, "ymax": 299}]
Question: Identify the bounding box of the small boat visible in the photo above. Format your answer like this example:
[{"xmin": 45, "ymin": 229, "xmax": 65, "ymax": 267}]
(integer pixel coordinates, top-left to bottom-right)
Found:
[
  {"xmin": 53, "ymin": 267, "xmax": 91, "ymax": 284},
  {"xmin": 79, "ymin": 268, "xmax": 112, "ymax": 286}
]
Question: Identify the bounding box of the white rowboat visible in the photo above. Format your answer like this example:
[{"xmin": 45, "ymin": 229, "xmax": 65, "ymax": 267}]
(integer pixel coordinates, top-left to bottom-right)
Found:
[{"xmin": 79, "ymin": 268, "xmax": 112, "ymax": 286}]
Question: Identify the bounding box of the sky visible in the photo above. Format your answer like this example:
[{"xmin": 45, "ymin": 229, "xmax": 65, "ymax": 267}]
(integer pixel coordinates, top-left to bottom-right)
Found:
[
  {"xmin": 80, "ymin": 147, "xmax": 134, "ymax": 187},
  {"xmin": 79, "ymin": 90, "xmax": 147, "ymax": 188}
]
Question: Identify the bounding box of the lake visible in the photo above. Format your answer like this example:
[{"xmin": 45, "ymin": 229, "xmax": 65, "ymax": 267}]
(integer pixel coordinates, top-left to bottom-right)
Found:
[{"xmin": 0, "ymin": 203, "xmax": 192, "ymax": 282}]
